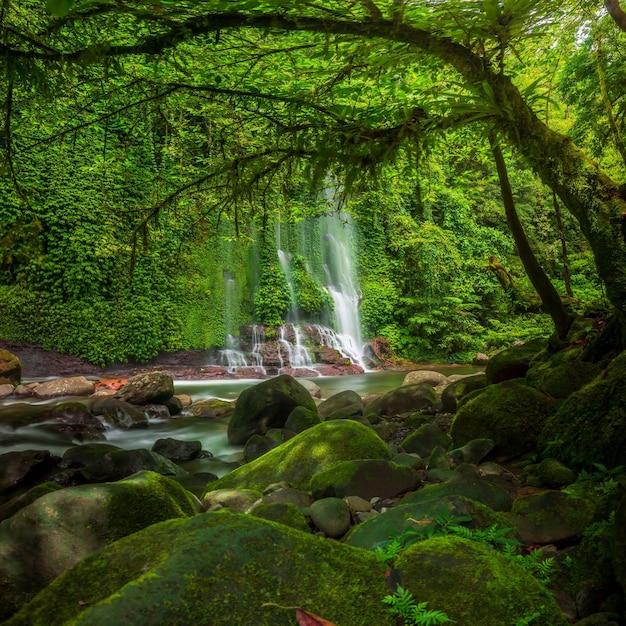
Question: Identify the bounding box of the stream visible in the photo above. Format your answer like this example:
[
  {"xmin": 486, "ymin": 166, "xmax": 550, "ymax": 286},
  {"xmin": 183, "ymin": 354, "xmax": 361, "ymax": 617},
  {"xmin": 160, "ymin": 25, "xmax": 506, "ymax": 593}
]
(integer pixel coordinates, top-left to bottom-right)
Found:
[{"xmin": 1, "ymin": 367, "xmax": 481, "ymax": 477}]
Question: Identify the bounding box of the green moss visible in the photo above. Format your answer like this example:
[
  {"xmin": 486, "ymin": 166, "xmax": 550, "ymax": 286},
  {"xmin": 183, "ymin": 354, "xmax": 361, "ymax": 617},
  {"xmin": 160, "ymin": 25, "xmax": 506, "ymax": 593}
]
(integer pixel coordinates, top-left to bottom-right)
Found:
[
  {"xmin": 7, "ymin": 511, "xmax": 393, "ymax": 626},
  {"xmin": 485, "ymin": 337, "xmax": 548, "ymax": 384},
  {"xmin": 520, "ymin": 458, "xmax": 577, "ymax": 489},
  {"xmin": 210, "ymin": 419, "xmax": 391, "ymax": 494},
  {"xmin": 249, "ymin": 502, "xmax": 311, "ymax": 532},
  {"xmin": 538, "ymin": 350, "xmax": 626, "ymax": 469},
  {"xmin": 450, "ymin": 380, "xmax": 556, "ymax": 460},
  {"xmin": 396, "ymin": 536, "xmax": 567, "ymax": 626}
]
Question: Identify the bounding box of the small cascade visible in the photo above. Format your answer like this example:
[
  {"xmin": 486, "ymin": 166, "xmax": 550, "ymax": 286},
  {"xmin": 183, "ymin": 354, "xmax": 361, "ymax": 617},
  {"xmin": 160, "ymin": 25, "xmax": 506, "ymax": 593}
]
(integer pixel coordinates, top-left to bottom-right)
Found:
[
  {"xmin": 250, "ymin": 325, "xmax": 266, "ymax": 374},
  {"xmin": 312, "ymin": 324, "xmax": 364, "ymax": 369},
  {"xmin": 278, "ymin": 324, "xmax": 316, "ymax": 374}
]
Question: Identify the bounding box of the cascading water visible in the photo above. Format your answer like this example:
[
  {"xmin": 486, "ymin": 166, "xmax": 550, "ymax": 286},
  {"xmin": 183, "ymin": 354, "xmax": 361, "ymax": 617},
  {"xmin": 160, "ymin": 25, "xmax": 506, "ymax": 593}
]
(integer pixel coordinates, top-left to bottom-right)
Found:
[{"xmin": 318, "ymin": 212, "xmax": 366, "ymax": 369}]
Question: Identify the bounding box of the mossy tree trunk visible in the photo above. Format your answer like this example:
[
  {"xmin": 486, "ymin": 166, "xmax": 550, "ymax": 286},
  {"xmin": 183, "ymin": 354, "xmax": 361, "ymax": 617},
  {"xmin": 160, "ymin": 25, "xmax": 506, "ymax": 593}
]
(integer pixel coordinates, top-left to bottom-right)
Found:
[{"xmin": 489, "ymin": 133, "xmax": 573, "ymax": 339}]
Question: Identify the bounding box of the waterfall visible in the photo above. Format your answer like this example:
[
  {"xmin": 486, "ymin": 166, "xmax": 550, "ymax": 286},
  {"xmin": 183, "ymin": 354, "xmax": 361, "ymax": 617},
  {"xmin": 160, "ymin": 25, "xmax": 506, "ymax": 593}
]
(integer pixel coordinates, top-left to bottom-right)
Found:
[
  {"xmin": 278, "ymin": 324, "xmax": 314, "ymax": 372},
  {"xmin": 318, "ymin": 212, "xmax": 366, "ymax": 369}
]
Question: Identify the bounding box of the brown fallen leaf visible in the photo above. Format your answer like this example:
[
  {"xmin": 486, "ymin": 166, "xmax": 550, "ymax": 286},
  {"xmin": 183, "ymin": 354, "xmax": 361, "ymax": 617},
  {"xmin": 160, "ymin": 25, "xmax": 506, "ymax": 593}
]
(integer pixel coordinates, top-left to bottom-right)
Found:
[{"xmin": 295, "ymin": 608, "xmax": 337, "ymax": 626}]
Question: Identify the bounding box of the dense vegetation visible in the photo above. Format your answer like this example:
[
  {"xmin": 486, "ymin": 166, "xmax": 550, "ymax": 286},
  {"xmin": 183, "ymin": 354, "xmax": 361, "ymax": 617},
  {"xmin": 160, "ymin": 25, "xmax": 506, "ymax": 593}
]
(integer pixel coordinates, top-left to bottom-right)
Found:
[{"xmin": 0, "ymin": 0, "xmax": 622, "ymax": 364}]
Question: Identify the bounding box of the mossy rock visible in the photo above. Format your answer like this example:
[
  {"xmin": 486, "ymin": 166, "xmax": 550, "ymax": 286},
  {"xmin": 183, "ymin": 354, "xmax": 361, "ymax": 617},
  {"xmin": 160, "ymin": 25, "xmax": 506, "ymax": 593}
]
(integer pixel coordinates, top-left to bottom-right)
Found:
[
  {"xmin": 440, "ymin": 373, "xmax": 487, "ymax": 413},
  {"xmin": 227, "ymin": 374, "xmax": 318, "ymax": 445},
  {"xmin": 485, "ymin": 337, "xmax": 548, "ymax": 384},
  {"xmin": 401, "ymin": 422, "xmax": 452, "ymax": 458},
  {"xmin": 538, "ymin": 350, "xmax": 626, "ymax": 469},
  {"xmin": 507, "ymin": 488, "xmax": 598, "ymax": 544},
  {"xmin": 0, "ymin": 470, "xmax": 201, "ymax": 621},
  {"xmin": 0, "ymin": 349, "xmax": 21, "ymax": 385},
  {"xmin": 249, "ymin": 501, "xmax": 311, "ymax": 533},
  {"xmin": 344, "ymin": 495, "xmax": 515, "ymax": 550},
  {"xmin": 520, "ymin": 458, "xmax": 577, "ymax": 489},
  {"xmin": 396, "ymin": 536, "xmax": 568, "ymax": 626},
  {"xmin": 206, "ymin": 420, "xmax": 391, "ymax": 494},
  {"xmin": 310, "ymin": 459, "xmax": 420, "ymax": 501},
  {"xmin": 363, "ymin": 383, "xmax": 437, "ymax": 419},
  {"xmin": 284, "ymin": 406, "xmax": 321, "ymax": 433},
  {"xmin": 6, "ymin": 511, "xmax": 394, "ymax": 626},
  {"xmin": 526, "ymin": 357, "xmax": 601, "ymax": 400},
  {"xmin": 450, "ymin": 380, "xmax": 556, "ymax": 461},
  {"xmin": 0, "ymin": 481, "xmax": 62, "ymax": 523},
  {"xmin": 318, "ymin": 390, "xmax": 363, "ymax": 420},
  {"xmin": 399, "ymin": 463, "xmax": 512, "ymax": 512}
]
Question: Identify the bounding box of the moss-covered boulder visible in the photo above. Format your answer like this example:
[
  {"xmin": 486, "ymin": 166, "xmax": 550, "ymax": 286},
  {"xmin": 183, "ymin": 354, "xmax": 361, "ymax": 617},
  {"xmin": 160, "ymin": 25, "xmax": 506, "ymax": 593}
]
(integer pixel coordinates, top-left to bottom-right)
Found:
[
  {"xmin": 0, "ymin": 471, "xmax": 201, "ymax": 621},
  {"xmin": 284, "ymin": 405, "xmax": 321, "ymax": 432},
  {"xmin": 363, "ymin": 383, "xmax": 438, "ymax": 420},
  {"xmin": 526, "ymin": 356, "xmax": 601, "ymax": 400},
  {"xmin": 507, "ymin": 489, "xmax": 597, "ymax": 545},
  {"xmin": 310, "ymin": 459, "xmax": 420, "ymax": 501},
  {"xmin": 402, "ymin": 370, "xmax": 448, "ymax": 387},
  {"xmin": 227, "ymin": 374, "xmax": 317, "ymax": 444},
  {"xmin": 344, "ymin": 495, "xmax": 515, "ymax": 550},
  {"xmin": 396, "ymin": 536, "xmax": 567, "ymax": 626},
  {"xmin": 318, "ymin": 389, "xmax": 363, "ymax": 420},
  {"xmin": 202, "ymin": 487, "xmax": 261, "ymax": 513},
  {"xmin": 0, "ymin": 349, "xmax": 21, "ymax": 385},
  {"xmin": 485, "ymin": 337, "xmax": 548, "ymax": 384},
  {"xmin": 399, "ymin": 463, "xmax": 513, "ymax": 512},
  {"xmin": 5, "ymin": 511, "xmax": 394, "ymax": 626},
  {"xmin": 401, "ymin": 422, "xmax": 452, "ymax": 458},
  {"xmin": 249, "ymin": 501, "xmax": 311, "ymax": 532},
  {"xmin": 440, "ymin": 373, "xmax": 487, "ymax": 413},
  {"xmin": 538, "ymin": 350, "xmax": 626, "ymax": 469},
  {"xmin": 56, "ymin": 444, "xmax": 188, "ymax": 483},
  {"xmin": 187, "ymin": 398, "xmax": 235, "ymax": 418},
  {"xmin": 0, "ymin": 481, "xmax": 62, "ymax": 522},
  {"xmin": 207, "ymin": 419, "xmax": 391, "ymax": 494},
  {"xmin": 450, "ymin": 380, "xmax": 556, "ymax": 461},
  {"xmin": 520, "ymin": 458, "xmax": 577, "ymax": 489}
]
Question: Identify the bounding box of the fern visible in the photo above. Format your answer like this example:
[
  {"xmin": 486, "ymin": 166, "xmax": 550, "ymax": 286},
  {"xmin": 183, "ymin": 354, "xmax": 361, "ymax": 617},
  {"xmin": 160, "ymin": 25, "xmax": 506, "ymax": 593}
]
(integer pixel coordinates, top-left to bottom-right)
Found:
[{"xmin": 383, "ymin": 586, "xmax": 456, "ymax": 625}]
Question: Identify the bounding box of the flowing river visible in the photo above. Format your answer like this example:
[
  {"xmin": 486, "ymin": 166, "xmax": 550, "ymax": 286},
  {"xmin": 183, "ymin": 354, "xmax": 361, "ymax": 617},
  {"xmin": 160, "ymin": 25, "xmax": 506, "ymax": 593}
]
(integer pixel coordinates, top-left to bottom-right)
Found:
[{"xmin": 1, "ymin": 367, "xmax": 481, "ymax": 477}]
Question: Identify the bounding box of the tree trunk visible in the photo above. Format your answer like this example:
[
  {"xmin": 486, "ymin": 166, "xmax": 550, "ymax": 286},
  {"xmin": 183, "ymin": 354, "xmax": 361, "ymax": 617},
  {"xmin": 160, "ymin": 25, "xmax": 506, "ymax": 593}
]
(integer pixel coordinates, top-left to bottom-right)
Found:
[{"xmin": 489, "ymin": 133, "xmax": 573, "ymax": 339}]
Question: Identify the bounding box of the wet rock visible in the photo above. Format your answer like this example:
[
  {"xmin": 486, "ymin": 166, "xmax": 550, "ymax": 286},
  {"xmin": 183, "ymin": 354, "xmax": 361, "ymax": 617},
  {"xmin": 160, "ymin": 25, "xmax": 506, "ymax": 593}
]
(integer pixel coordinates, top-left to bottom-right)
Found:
[
  {"xmin": 364, "ymin": 383, "xmax": 437, "ymax": 420},
  {"xmin": 227, "ymin": 374, "xmax": 318, "ymax": 445},
  {"xmin": 0, "ymin": 450, "xmax": 59, "ymax": 496},
  {"xmin": 485, "ymin": 337, "xmax": 548, "ymax": 384},
  {"xmin": 152, "ymin": 438, "xmax": 203, "ymax": 462},
  {"xmin": 402, "ymin": 422, "xmax": 452, "ymax": 458},
  {"xmin": 402, "ymin": 370, "xmax": 448, "ymax": 387},
  {"xmin": 114, "ymin": 371, "xmax": 174, "ymax": 405},
  {"xmin": 188, "ymin": 398, "xmax": 235, "ymax": 418},
  {"xmin": 249, "ymin": 501, "xmax": 310, "ymax": 532},
  {"xmin": 203, "ymin": 488, "xmax": 261, "ymax": 513},
  {"xmin": 91, "ymin": 397, "xmax": 149, "ymax": 429},
  {"xmin": 0, "ymin": 349, "xmax": 21, "ymax": 385},
  {"xmin": 33, "ymin": 376, "xmax": 95, "ymax": 399}
]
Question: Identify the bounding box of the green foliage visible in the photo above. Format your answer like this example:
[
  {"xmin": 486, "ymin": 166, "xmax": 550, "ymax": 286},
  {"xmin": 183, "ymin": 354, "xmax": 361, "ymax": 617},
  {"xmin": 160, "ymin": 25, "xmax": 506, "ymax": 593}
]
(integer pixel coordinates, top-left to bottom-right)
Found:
[
  {"xmin": 254, "ymin": 245, "xmax": 291, "ymax": 329},
  {"xmin": 290, "ymin": 255, "xmax": 333, "ymax": 318},
  {"xmin": 383, "ymin": 586, "xmax": 455, "ymax": 625}
]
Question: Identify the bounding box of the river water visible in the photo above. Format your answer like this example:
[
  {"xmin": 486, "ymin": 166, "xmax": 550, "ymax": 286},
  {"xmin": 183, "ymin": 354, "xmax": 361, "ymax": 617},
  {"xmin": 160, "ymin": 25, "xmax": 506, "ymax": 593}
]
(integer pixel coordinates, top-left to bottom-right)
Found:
[{"xmin": 1, "ymin": 367, "xmax": 480, "ymax": 477}]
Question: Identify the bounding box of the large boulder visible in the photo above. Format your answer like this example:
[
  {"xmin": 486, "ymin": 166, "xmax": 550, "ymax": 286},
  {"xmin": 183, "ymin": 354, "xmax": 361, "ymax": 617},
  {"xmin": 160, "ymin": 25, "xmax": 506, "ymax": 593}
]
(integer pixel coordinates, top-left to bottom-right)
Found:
[
  {"xmin": 440, "ymin": 373, "xmax": 487, "ymax": 413},
  {"xmin": 317, "ymin": 389, "xmax": 363, "ymax": 420},
  {"xmin": 363, "ymin": 383, "xmax": 437, "ymax": 420},
  {"xmin": 396, "ymin": 536, "xmax": 568, "ymax": 626},
  {"xmin": 485, "ymin": 337, "xmax": 548, "ymax": 384},
  {"xmin": 56, "ymin": 443, "xmax": 187, "ymax": 484},
  {"xmin": 345, "ymin": 495, "xmax": 514, "ymax": 550},
  {"xmin": 450, "ymin": 380, "xmax": 556, "ymax": 461},
  {"xmin": 114, "ymin": 371, "xmax": 174, "ymax": 405},
  {"xmin": 526, "ymin": 353, "xmax": 601, "ymax": 400},
  {"xmin": 402, "ymin": 369, "xmax": 448, "ymax": 387},
  {"xmin": 0, "ymin": 450, "xmax": 59, "ymax": 497},
  {"xmin": 538, "ymin": 350, "xmax": 626, "ymax": 469},
  {"xmin": 0, "ymin": 349, "xmax": 21, "ymax": 385},
  {"xmin": 33, "ymin": 376, "xmax": 95, "ymax": 399},
  {"xmin": 91, "ymin": 397, "xmax": 149, "ymax": 429},
  {"xmin": 227, "ymin": 374, "xmax": 317, "ymax": 444},
  {"xmin": 208, "ymin": 420, "xmax": 391, "ymax": 493},
  {"xmin": 0, "ymin": 471, "xmax": 201, "ymax": 621},
  {"xmin": 310, "ymin": 459, "xmax": 420, "ymax": 501},
  {"xmin": 5, "ymin": 511, "xmax": 394, "ymax": 626}
]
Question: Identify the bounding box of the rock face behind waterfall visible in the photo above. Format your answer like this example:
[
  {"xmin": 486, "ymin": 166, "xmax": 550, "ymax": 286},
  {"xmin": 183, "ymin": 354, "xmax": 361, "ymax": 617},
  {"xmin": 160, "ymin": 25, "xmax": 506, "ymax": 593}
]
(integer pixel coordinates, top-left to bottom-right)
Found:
[{"xmin": 227, "ymin": 374, "xmax": 318, "ymax": 444}]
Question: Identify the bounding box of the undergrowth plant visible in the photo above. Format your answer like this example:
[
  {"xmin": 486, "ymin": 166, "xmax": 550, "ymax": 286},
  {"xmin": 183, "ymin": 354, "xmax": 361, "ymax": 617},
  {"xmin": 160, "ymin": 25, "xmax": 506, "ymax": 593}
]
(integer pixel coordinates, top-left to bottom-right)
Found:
[
  {"xmin": 376, "ymin": 509, "xmax": 556, "ymax": 625},
  {"xmin": 382, "ymin": 586, "xmax": 455, "ymax": 625}
]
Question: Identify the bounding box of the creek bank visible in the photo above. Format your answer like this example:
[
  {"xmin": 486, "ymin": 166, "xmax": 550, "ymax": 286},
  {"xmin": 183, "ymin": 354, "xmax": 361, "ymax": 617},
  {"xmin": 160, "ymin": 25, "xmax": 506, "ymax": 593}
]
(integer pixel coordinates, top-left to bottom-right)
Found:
[{"xmin": 0, "ymin": 341, "xmax": 625, "ymax": 624}]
